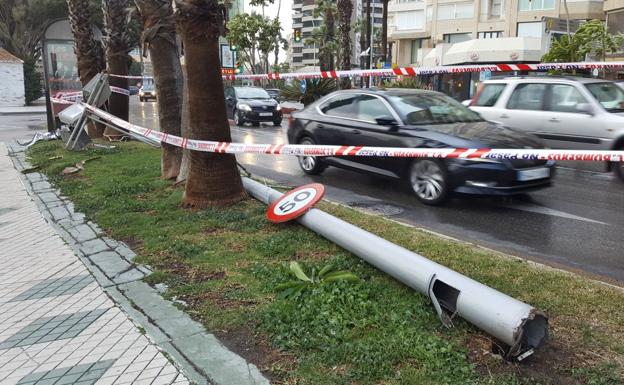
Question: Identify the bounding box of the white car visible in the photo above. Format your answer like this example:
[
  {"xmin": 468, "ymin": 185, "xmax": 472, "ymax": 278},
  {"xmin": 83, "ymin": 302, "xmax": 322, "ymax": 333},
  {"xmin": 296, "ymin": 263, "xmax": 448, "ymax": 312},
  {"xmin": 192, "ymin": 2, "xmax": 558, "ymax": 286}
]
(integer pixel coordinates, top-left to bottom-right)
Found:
[{"xmin": 468, "ymin": 77, "xmax": 624, "ymax": 181}]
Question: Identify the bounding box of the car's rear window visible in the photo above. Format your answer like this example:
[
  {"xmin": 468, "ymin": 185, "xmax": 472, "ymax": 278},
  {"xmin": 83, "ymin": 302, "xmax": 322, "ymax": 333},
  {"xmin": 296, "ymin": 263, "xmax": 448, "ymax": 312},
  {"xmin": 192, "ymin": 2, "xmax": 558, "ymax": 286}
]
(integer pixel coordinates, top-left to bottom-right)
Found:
[{"xmin": 474, "ymin": 84, "xmax": 506, "ymax": 107}]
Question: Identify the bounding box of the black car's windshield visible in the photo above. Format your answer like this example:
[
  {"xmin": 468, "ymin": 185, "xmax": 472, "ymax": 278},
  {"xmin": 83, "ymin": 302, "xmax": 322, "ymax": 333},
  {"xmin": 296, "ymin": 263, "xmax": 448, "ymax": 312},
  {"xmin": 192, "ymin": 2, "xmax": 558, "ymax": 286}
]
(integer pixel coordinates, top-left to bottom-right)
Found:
[
  {"xmin": 585, "ymin": 82, "xmax": 624, "ymax": 112},
  {"xmin": 389, "ymin": 93, "xmax": 484, "ymax": 125},
  {"xmin": 236, "ymin": 87, "xmax": 270, "ymax": 99}
]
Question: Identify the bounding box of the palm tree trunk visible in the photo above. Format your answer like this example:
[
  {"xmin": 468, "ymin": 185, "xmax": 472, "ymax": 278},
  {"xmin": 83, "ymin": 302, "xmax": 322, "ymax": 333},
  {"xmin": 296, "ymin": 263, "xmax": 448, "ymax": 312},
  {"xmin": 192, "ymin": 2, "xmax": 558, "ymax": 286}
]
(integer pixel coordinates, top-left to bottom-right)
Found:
[
  {"xmin": 177, "ymin": 64, "xmax": 191, "ymax": 183},
  {"xmin": 102, "ymin": 0, "xmax": 130, "ymax": 132},
  {"xmin": 135, "ymin": 0, "xmax": 183, "ymax": 180},
  {"xmin": 273, "ymin": 0, "xmax": 282, "ymax": 68},
  {"xmin": 324, "ymin": 7, "xmax": 336, "ymax": 71},
  {"xmin": 176, "ymin": 0, "xmax": 246, "ymax": 208},
  {"xmin": 365, "ymin": 0, "xmax": 372, "ymax": 87},
  {"xmin": 66, "ymin": 0, "xmax": 105, "ymax": 138},
  {"xmin": 381, "ymin": 0, "xmax": 389, "ymax": 63},
  {"xmin": 337, "ymin": 0, "xmax": 352, "ymax": 88}
]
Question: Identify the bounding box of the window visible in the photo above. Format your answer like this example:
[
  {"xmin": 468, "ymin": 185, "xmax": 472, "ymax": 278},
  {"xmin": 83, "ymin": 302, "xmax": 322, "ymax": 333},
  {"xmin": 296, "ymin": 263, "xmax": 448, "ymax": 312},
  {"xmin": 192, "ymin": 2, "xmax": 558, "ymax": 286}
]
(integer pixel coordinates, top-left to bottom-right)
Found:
[
  {"xmin": 410, "ymin": 39, "xmax": 423, "ymax": 64},
  {"xmin": 355, "ymin": 95, "xmax": 393, "ymax": 122},
  {"xmin": 518, "ymin": 0, "xmax": 554, "ymax": 11},
  {"xmin": 474, "ymin": 84, "xmax": 506, "ymax": 107},
  {"xmin": 517, "ymin": 22, "xmax": 543, "ymax": 38},
  {"xmin": 426, "ymin": 6, "xmax": 433, "ymax": 21},
  {"xmin": 478, "ymin": 31, "xmax": 503, "ymax": 39},
  {"xmin": 507, "ymin": 83, "xmax": 547, "ymax": 110},
  {"xmin": 549, "ymin": 84, "xmax": 587, "ymax": 113},
  {"xmin": 320, "ymin": 95, "xmax": 358, "ymax": 119},
  {"xmin": 396, "ymin": 10, "xmax": 424, "ymax": 30},
  {"xmin": 438, "ymin": 2, "xmax": 474, "ymax": 20},
  {"xmin": 388, "ymin": 93, "xmax": 483, "ymax": 125},
  {"xmin": 490, "ymin": 0, "xmax": 503, "ymax": 17},
  {"xmin": 443, "ymin": 33, "xmax": 472, "ymax": 44},
  {"xmin": 585, "ymin": 82, "xmax": 624, "ymax": 112}
]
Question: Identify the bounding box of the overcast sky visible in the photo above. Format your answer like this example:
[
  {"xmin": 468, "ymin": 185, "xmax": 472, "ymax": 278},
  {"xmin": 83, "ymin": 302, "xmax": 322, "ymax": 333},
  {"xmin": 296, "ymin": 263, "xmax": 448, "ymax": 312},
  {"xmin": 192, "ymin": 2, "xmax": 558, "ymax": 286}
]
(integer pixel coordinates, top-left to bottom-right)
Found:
[{"xmin": 244, "ymin": 0, "xmax": 293, "ymax": 62}]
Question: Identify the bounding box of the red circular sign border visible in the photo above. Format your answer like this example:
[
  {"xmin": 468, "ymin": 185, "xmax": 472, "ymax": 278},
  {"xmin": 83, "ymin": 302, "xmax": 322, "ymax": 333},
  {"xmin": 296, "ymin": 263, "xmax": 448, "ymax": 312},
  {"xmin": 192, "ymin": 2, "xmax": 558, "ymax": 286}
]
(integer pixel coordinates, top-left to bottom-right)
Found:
[{"xmin": 266, "ymin": 183, "xmax": 325, "ymax": 223}]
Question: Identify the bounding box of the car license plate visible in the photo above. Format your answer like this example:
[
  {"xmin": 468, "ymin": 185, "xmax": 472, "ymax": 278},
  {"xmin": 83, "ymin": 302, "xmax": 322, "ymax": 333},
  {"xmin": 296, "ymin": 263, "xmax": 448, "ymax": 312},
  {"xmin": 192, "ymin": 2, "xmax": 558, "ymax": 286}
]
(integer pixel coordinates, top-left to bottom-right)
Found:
[
  {"xmin": 517, "ymin": 168, "xmax": 550, "ymax": 181},
  {"xmin": 259, "ymin": 112, "xmax": 272, "ymax": 117}
]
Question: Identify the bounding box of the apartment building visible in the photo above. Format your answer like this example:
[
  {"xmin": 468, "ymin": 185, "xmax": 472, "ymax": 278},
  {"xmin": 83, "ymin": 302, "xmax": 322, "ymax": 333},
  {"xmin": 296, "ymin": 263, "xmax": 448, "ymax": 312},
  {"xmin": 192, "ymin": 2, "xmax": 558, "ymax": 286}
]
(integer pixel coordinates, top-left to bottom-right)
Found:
[
  {"xmin": 605, "ymin": 0, "xmax": 624, "ymax": 72},
  {"xmin": 389, "ymin": 0, "xmax": 605, "ymax": 67},
  {"xmin": 291, "ymin": 0, "xmax": 384, "ymax": 71}
]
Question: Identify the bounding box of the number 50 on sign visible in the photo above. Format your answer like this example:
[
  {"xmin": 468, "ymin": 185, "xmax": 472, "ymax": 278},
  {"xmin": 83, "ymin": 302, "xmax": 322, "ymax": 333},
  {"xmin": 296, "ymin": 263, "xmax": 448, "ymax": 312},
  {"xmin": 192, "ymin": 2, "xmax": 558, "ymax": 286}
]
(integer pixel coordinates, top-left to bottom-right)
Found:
[{"xmin": 266, "ymin": 183, "xmax": 325, "ymax": 223}]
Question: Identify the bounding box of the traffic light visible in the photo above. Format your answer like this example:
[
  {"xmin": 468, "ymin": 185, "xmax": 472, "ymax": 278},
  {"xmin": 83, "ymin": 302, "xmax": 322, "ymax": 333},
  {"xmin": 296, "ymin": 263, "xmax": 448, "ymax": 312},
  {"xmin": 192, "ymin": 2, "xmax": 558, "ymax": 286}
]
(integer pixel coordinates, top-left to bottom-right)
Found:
[
  {"xmin": 230, "ymin": 44, "xmax": 238, "ymax": 52},
  {"xmin": 294, "ymin": 29, "xmax": 302, "ymax": 43}
]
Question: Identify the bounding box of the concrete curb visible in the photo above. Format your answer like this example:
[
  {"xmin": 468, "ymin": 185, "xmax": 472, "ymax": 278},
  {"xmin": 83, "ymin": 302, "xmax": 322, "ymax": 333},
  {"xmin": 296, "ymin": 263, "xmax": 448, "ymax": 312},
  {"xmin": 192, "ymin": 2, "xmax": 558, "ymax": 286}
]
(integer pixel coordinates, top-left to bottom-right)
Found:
[{"xmin": 6, "ymin": 142, "xmax": 271, "ymax": 385}]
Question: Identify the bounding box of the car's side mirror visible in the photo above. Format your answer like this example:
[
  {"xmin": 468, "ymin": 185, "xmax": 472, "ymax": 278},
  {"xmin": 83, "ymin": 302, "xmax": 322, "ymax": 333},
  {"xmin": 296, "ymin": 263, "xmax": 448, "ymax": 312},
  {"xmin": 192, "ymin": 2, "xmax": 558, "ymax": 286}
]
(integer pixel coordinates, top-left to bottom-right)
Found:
[
  {"xmin": 375, "ymin": 116, "xmax": 399, "ymax": 127},
  {"xmin": 576, "ymin": 103, "xmax": 594, "ymax": 115}
]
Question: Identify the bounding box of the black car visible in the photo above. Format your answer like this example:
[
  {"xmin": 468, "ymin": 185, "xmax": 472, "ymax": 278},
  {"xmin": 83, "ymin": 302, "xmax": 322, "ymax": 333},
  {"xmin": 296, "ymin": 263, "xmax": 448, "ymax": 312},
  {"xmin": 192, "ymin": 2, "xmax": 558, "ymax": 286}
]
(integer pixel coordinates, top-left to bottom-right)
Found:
[
  {"xmin": 225, "ymin": 86, "xmax": 283, "ymax": 126},
  {"xmin": 287, "ymin": 89, "xmax": 555, "ymax": 205}
]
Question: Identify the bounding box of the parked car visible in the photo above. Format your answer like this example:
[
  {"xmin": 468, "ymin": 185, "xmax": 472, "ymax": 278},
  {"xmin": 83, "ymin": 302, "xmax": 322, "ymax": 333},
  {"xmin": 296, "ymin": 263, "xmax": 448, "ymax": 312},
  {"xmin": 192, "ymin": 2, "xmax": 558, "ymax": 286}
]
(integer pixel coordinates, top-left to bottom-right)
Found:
[
  {"xmin": 225, "ymin": 86, "xmax": 283, "ymax": 126},
  {"xmin": 139, "ymin": 84, "xmax": 157, "ymax": 102},
  {"xmin": 468, "ymin": 77, "xmax": 624, "ymax": 181},
  {"xmin": 287, "ymin": 89, "xmax": 555, "ymax": 205},
  {"xmin": 129, "ymin": 85, "xmax": 139, "ymax": 95},
  {"xmin": 266, "ymin": 88, "xmax": 281, "ymax": 101}
]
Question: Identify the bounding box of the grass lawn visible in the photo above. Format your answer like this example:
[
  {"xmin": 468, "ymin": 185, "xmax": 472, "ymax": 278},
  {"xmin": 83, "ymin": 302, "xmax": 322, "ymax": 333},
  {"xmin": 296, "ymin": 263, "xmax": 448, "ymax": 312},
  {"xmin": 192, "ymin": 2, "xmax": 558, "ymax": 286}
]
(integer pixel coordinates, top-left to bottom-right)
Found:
[{"xmin": 27, "ymin": 141, "xmax": 624, "ymax": 385}]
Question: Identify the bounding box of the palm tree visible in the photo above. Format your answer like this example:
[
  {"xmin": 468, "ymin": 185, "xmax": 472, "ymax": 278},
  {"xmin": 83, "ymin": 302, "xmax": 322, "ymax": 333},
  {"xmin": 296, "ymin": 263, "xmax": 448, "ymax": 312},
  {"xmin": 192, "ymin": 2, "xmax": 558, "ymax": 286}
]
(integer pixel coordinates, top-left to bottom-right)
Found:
[
  {"xmin": 381, "ymin": 0, "xmax": 389, "ymax": 63},
  {"xmin": 313, "ymin": 0, "xmax": 337, "ymax": 71},
  {"xmin": 102, "ymin": 0, "xmax": 131, "ymax": 126},
  {"xmin": 135, "ymin": 0, "xmax": 183, "ymax": 180},
  {"xmin": 175, "ymin": 0, "xmax": 246, "ymax": 208},
  {"xmin": 66, "ymin": 0, "xmax": 105, "ymax": 137},
  {"xmin": 337, "ymin": 0, "xmax": 353, "ymax": 82}
]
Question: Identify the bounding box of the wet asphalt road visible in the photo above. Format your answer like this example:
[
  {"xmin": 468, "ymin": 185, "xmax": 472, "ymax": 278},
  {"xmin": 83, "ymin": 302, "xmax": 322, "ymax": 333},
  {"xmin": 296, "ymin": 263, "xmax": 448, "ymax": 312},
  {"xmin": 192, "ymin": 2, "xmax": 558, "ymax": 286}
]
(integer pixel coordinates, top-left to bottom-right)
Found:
[
  {"xmin": 125, "ymin": 98, "xmax": 624, "ymax": 285},
  {"xmin": 2, "ymin": 98, "xmax": 622, "ymax": 284}
]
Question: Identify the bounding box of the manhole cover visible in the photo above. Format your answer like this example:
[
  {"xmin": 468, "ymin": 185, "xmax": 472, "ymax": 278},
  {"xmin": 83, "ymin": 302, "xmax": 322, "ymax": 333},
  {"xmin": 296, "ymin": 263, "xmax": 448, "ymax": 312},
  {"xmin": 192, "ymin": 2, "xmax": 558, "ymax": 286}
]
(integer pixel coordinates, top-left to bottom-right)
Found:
[{"xmin": 347, "ymin": 201, "xmax": 404, "ymax": 216}]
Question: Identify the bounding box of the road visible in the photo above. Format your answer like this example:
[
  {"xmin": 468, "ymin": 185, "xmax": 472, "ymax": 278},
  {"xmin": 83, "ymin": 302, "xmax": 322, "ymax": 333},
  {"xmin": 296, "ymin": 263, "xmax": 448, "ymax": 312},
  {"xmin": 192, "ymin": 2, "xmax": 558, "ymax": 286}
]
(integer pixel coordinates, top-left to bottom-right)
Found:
[{"xmin": 2, "ymin": 98, "xmax": 623, "ymax": 285}]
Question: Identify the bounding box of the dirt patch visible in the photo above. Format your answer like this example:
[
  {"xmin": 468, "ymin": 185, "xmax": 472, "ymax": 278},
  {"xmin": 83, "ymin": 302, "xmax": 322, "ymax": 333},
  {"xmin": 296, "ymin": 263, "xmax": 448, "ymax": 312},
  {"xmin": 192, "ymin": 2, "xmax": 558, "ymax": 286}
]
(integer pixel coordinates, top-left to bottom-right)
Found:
[
  {"xmin": 166, "ymin": 261, "xmax": 227, "ymax": 283},
  {"xmin": 293, "ymin": 249, "xmax": 335, "ymax": 261},
  {"xmin": 214, "ymin": 326, "xmax": 297, "ymax": 384},
  {"xmin": 120, "ymin": 236, "xmax": 144, "ymax": 252},
  {"xmin": 465, "ymin": 332, "xmax": 602, "ymax": 385}
]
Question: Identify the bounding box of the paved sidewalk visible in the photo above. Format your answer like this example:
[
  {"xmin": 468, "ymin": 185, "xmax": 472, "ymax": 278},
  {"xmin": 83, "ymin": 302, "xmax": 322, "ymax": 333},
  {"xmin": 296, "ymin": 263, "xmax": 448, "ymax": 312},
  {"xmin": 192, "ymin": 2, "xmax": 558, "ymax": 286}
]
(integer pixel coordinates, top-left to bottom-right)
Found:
[{"xmin": 0, "ymin": 143, "xmax": 189, "ymax": 385}]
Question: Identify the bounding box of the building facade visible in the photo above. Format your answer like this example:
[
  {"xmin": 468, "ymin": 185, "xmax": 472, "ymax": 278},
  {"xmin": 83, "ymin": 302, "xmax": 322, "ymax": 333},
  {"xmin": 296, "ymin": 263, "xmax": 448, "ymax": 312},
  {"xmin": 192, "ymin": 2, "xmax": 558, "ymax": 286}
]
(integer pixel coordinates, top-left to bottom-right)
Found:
[
  {"xmin": 389, "ymin": 0, "xmax": 605, "ymax": 67},
  {"xmin": 291, "ymin": 0, "xmax": 385, "ymax": 71},
  {"xmin": 605, "ymin": 0, "xmax": 624, "ymax": 77},
  {"xmin": 0, "ymin": 48, "xmax": 25, "ymax": 107}
]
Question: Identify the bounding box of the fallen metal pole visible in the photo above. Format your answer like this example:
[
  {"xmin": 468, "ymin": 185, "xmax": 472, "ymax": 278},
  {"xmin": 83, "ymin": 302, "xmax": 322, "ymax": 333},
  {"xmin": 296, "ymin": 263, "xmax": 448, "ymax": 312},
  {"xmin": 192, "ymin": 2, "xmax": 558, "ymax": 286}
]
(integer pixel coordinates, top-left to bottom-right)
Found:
[{"xmin": 242, "ymin": 177, "xmax": 548, "ymax": 359}]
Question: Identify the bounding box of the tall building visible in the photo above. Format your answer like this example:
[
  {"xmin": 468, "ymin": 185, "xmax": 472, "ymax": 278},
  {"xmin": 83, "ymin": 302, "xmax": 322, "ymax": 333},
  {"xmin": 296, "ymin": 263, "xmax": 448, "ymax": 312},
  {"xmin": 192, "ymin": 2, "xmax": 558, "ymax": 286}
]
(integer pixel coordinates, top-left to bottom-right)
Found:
[
  {"xmin": 388, "ymin": 0, "xmax": 605, "ymax": 68},
  {"xmin": 290, "ymin": 0, "xmax": 384, "ymax": 71},
  {"xmin": 386, "ymin": 0, "xmax": 607, "ymax": 100},
  {"xmin": 605, "ymin": 0, "xmax": 624, "ymax": 77}
]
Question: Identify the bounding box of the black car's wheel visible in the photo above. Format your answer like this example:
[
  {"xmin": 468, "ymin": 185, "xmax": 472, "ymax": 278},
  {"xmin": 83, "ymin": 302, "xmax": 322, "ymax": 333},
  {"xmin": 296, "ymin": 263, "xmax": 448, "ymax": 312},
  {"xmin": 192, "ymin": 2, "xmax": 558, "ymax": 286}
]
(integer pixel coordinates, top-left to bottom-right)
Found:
[
  {"xmin": 234, "ymin": 109, "xmax": 244, "ymax": 126},
  {"xmin": 139, "ymin": 97, "xmax": 144, "ymax": 102},
  {"xmin": 273, "ymin": 119, "xmax": 282, "ymax": 126},
  {"xmin": 408, "ymin": 159, "xmax": 449, "ymax": 205},
  {"xmin": 297, "ymin": 137, "xmax": 326, "ymax": 175},
  {"xmin": 615, "ymin": 160, "xmax": 624, "ymax": 183}
]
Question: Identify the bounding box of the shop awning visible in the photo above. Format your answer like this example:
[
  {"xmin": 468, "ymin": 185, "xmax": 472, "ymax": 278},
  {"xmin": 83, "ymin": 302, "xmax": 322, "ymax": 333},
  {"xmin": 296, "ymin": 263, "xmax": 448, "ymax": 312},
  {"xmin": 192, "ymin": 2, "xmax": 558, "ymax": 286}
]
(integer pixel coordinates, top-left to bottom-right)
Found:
[{"xmin": 442, "ymin": 37, "xmax": 543, "ymax": 65}]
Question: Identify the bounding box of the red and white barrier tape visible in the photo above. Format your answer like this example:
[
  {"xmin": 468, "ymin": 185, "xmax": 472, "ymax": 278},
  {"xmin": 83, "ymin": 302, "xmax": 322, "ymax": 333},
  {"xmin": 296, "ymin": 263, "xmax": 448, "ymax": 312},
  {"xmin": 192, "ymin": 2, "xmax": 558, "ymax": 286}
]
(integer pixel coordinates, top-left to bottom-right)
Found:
[
  {"xmin": 82, "ymin": 103, "xmax": 624, "ymax": 163},
  {"xmin": 51, "ymin": 87, "xmax": 128, "ymax": 106},
  {"xmin": 108, "ymin": 61, "xmax": 624, "ymax": 81},
  {"xmin": 51, "ymin": 97, "xmax": 75, "ymax": 105},
  {"xmin": 110, "ymin": 86, "xmax": 130, "ymax": 95}
]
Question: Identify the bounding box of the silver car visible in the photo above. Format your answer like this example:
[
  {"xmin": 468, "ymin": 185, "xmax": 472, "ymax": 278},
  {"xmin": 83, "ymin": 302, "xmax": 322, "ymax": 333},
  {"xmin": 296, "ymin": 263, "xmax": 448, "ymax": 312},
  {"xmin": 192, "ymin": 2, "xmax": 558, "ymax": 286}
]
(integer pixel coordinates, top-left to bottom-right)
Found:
[{"xmin": 468, "ymin": 77, "xmax": 624, "ymax": 181}]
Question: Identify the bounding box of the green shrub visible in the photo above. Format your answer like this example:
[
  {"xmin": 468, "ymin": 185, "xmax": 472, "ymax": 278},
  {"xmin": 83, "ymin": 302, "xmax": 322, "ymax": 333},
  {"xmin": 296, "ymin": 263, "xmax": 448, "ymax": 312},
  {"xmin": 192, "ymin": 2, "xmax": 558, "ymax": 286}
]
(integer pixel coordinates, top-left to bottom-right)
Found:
[{"xmin": 23, "ymin": 57, "xmax": 43, "ymax": 105}]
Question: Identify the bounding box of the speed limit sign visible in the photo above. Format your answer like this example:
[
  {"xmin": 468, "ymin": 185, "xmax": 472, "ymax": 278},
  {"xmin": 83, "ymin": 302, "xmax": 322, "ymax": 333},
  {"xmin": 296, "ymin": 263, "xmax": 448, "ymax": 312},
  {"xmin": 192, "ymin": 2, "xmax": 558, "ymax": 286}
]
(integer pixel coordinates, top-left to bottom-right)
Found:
[{"xmin": 266, "ymin": 183, "xmax": 325, "ymax": 223}]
